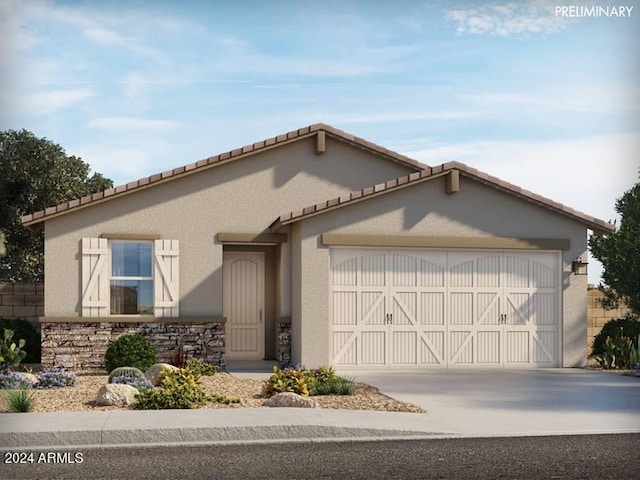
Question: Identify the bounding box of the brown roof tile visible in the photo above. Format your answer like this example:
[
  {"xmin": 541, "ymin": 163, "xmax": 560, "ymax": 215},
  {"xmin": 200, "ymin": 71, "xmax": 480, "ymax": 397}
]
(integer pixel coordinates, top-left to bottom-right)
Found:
[{"xmin": 270, "ymin": 163, "xmax": 614, "ymax": 234}]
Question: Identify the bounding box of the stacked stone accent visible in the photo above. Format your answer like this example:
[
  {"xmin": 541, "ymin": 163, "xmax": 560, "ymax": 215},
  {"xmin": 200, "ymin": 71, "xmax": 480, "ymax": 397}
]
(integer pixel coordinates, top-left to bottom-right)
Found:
[
  {"xmin": 277, "ymin": 321, "xmax": 292, "ymax": 368},
  {"xmin": 587, "ymin": 285, "xmax": 632, "ymax": 354},
  {"xmin": 41, "ymin": 321, "xmax": 225, "ymax": 370},
  {"xmin": 0, "ymin": 282, "xmax": 44, "ymax": 329}
]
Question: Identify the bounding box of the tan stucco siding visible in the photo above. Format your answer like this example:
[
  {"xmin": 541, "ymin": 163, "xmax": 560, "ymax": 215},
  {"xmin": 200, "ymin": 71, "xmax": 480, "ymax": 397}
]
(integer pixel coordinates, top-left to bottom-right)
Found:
[
  {"xmin": 44, "ymin": 136, "xmax": 413, "ymax": 318},
  {"xmin": 296, "ymin": 176, "xmax": 588, "ymax": 368}
]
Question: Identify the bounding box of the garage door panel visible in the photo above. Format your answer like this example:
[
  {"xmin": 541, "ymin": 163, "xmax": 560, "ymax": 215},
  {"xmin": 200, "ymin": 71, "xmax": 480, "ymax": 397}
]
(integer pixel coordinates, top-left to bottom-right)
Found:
[
  {"xmin": 506, "ymin": 331, "xmax": 530, "ymax": 363},
  {"xmin": 450, "ymin": 330, "xmax": 473, "ymax": 364},
  {"xmin": 361, "ymin": 331, "xmax": 386, "ymax": 365},
  {"xmin": 506, "ymin": 293, "xmax": 530, "ymax": 326},
  {"xmin": 449, "ymin": 260, "xmax": 474, "ymax": 287},
  {"xmin": 332, "ymin": 331, "xmax": 357, "ymax": 366},
  {"xmin": 391, "ymin": 292, "xmax": 416, "ymax": 325},
  {"xmin": 332, "ymin": 292, "xmax": 357, "ymax": 325},
  {"xmin": 450, "ymin": 293, "xmax": 473, "ymax": 325},
  {"xmin": 478, "ymin": 292, "xmax": 500, "ymax": 325},
  {"xmin": 420, "ymin": 331, "xmax": 445, "ymax": 365},
  {"xmin": 478, "ymin": 331, "xmax": 501, "ymax": 364},
  {"xmin": 392, "ymin": 331, "xmax": 417, "ymax": 365},
  {"xmin": 419, "ymin": 258, "xmax": 446, "ymax": 287},
  {"xmin": 420, "ymin": 292, "xmax": 445, "ymax": 325},
  {"xmin": 477, "ymin": 255, "xmax": 501, "ymax": 287},
  {"xmin": 531, "ymin": 293, "xmax": 556, "ymax": 325},
  {"xmin": 391, "ymin": 254, "xmax": 418, "ymax": 286},
  {"xmin": 331, "ymin": 257, "xmax": 357, "ymax": 286},
  {"xmin": 362, "ymin": 291, "xmax": 386, "ymax": 325},
  {"xmin": 533, "ymin": 331, "xmax": 557, "ymax": 364},
  {"xmin": 360, "ymin": 253, "xmax": 386, "ymax": 286},
  {"xmin": 505, "ymin": 256, "xmax": 530, "ymax": 288}
]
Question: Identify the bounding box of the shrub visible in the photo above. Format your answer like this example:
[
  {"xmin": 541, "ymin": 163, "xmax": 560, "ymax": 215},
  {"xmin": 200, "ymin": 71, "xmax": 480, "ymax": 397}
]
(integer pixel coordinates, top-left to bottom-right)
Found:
[
  {"xmin": 598, "ymin": 335, "xmax": 638, "ymax": 370},
  {"xmin": 592, "ymin": 315, "xmax": 640, "ymax": 356},
  {"xmin": 6, "ymin": 388, "xmax": 35, "ymax": 412},
  {"xmin": 0, "ymin": 328, "xmax": 27, "ymax": 371},
  {"xmin": 184, "ymin": 358, "xmax": 219, "ymax": 376},
  {"xmin": 0, "ymin": 371, "xmax": 33, "ymax": 390},
  {"xmin": 0, "ymin": 319, "xmax": 40, "ymax": 364},
  {"xmin": 169, "ymin": 346, "xmax": 188, "ymax": 368},
  {"xmin": 134, "ymin": 368, "xmax": 206, "ymax": 409},
  {"xmin": 36, "ymin": 366, "xmax": 76, "ymax": 389},
  {"xmin": 312, "ymin": 376, "xmax": 355, "ymax": 396},
  {"xmin": 104, "ymin": 334, "xmax": 156, "ymax": 373},
  {"xmin": 110, "ymin": 373, "xmax": 153, "ymax": 392},
  {"xmin": 262, "ymin": 366, "xmax": 312, "ymax": 398},
  {"xmin": 209, "ymin": 393, "xmax": 241, "ymax": 405},
  {"xmin": 107, "ymin": 366, "xmax": 145, "ymax": 383}
]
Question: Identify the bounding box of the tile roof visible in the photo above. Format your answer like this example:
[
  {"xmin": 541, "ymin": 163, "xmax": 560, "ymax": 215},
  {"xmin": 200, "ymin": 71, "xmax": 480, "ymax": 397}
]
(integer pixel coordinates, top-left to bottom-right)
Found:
[
  {"xmin": 21, "ymin": 123, "xmax": 427, "ymax": 226},
  {"xmin": 270, "ymin": 161, "xmax": 614, "ymax": 234}
]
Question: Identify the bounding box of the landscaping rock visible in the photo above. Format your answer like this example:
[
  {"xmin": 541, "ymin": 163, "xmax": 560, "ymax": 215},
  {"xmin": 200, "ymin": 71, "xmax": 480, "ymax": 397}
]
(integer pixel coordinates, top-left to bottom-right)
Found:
[
  {"xmin": 95, "ymin": 384, "xmax": 139, "ymax": 406},
  {"xmin": 14, "ymin": 372, "xmax": 39, "ymax": 386},
  {"xmin": 145, "ymin": 363, "xmax": 179, "ymax": 386},
  {"xmin": 265, "ymin": 392, "xmax": 318, "ymax": 408}
]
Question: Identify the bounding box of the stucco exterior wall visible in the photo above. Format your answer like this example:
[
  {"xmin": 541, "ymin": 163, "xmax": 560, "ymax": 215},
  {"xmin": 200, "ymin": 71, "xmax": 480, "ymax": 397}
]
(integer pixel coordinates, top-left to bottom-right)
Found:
[
  {"xmin": 44, "ymin": 137, "xmax": 413, "ymax": 318},
  {"xmin": 294, "ymin": 175, "xmax": 589, "ymax": 368}
]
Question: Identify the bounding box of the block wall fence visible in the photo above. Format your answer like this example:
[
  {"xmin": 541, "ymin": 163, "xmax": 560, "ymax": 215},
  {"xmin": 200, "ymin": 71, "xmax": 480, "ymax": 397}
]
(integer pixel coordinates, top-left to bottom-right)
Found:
[
  {"xmin": 0, "ymin": 282, "xmax": 44, "ymax": 331},
  {"xmin": 586, "ymin": 284, "xmax": 632, "ymax": 353},
  {"xmin": 1, "ymin": 282, "xmax": 633, "ymax": 365}
]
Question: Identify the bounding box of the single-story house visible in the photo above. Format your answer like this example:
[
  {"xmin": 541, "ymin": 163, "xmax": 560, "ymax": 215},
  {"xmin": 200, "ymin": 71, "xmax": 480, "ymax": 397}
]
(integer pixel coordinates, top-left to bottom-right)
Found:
[{"xmin": 22, "ymin": 123, "xmax": 613, "ymax": 370}]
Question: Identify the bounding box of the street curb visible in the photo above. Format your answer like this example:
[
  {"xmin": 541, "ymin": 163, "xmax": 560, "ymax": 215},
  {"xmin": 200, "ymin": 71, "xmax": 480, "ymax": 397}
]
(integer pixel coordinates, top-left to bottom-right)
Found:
[{"xmin": 1, "ymin": 426, "xmax": 442, "ymax": 449}]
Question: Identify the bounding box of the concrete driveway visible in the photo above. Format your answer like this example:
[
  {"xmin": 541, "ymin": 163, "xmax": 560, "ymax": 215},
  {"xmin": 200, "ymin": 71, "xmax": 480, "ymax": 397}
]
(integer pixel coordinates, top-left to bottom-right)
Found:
[{"xmin": 349, "ymin": 369, "xmax": 640, "ymax": 436}]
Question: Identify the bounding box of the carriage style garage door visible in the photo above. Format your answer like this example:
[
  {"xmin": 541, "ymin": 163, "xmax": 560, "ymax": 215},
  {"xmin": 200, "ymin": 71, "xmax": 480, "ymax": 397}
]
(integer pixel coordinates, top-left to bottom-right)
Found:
[{"xmin": 330, "ymin": 248, "xmax": 560, "ymax": 368}]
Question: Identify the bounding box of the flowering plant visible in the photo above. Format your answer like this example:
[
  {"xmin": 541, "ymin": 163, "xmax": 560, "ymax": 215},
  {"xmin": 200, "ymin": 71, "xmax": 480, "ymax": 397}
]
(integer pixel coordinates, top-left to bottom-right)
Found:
[
  {"xmin": 0, "ymin": 371, "xmax": 33, "ymax": 390},
  {"xmin": 36, "ymin": 366, "xmax": 76, "ymax": 389},
  {"xmin": 110, "ymin": 373, "xmax": 153, "ymax": 392}
]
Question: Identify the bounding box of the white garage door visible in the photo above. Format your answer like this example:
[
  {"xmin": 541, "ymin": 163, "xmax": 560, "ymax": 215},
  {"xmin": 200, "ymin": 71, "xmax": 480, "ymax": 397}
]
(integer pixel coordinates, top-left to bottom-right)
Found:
[{"xmin": 330, "ymin": 248, "xmax": 560, "ymax": 368}]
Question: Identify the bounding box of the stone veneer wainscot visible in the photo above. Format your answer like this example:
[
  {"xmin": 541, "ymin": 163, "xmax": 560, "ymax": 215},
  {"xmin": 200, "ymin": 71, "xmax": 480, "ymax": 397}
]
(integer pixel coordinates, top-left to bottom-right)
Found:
[{"xmin": 41, "ymin": 319, "xmax": 225, "ymax": 370}]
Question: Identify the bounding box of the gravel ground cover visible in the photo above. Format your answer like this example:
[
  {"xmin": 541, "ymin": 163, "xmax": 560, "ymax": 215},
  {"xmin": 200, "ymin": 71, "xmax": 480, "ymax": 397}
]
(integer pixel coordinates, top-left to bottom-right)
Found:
[{"xmin": 0, "ymin": 370, "xmax": 425, "ymax": 413}]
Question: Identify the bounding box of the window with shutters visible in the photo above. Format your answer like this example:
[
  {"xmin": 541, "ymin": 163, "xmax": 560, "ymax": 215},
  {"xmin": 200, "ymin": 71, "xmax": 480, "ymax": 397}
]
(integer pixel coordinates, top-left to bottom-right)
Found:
[
  {"xmin": 82, "ymin": 237, "xmax": 179, "ymax": 318},
  {"xmin": 110, "ymin": 241, "xmax": 154, "ymax": 315}
]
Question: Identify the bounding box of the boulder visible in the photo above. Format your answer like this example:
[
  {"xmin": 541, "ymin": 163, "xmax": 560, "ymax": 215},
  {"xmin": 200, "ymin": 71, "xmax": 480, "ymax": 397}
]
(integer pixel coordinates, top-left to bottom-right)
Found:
[
  {"xmin": 95, "ymin": 384, "xmax": 139, "ymax": 406},
  {"xmin": 265, "ymin": 392, "xmax": 318, "ymax": 408},
  {"xmin": 145, "ymin": 363, "xmax": 179, "ymax": 386}
]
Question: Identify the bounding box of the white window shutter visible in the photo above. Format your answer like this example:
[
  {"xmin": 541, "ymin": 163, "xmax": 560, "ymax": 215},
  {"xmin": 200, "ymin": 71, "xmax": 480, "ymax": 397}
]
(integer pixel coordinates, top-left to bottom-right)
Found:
[
  {"xmin": 154, "ymin": 239, "xmax": 179, "ymax": 317},
  {"xmin": 81, "ymin": 237, "xmax": 110, "ymax": 317}
]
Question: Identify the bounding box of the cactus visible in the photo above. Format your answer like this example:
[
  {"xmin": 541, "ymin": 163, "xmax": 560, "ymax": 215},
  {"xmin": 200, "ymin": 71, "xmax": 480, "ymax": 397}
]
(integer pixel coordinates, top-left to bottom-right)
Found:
[
  {"xmin": 0, "ymin": 329, "xmax": 27, "ymax": 371},
  {"xmin": 108, "ymin": 366, "xmax": 145, "ymax": 383}
]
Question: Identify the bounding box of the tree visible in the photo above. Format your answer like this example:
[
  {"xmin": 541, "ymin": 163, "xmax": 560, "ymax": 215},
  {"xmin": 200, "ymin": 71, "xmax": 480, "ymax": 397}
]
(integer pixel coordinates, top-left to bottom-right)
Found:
[
  {"xmin": 0, "ymin": 129, "xmax": 113, "ymax": 282},
  {"xmin": 589, "ymin": 173, "xmax": 640, "ymax": 316}
]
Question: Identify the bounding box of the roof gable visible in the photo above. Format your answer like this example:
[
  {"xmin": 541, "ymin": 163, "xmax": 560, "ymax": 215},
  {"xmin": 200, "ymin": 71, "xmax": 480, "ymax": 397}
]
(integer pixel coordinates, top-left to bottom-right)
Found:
[
  {"xmin": 21, "ymin": 123, "xmax": 427, "ymax": 226},
  {"xmin": 270, "ymin": 162, "xmax": 614, "ymax": 234}
]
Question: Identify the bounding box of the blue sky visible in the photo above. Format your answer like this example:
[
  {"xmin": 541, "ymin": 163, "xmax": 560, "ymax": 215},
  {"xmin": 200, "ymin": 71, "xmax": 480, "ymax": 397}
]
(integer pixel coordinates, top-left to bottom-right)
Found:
[{"xmin": 1, "ymin": 0, "xmax": 639, "ymax": 283}]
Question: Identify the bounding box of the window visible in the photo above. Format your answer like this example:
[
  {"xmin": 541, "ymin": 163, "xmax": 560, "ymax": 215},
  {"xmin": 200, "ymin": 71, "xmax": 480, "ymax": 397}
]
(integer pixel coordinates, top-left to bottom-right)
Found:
[
  {"xmin": 82, "ymin": 237, "xmax": 178, "ymax": 318},
  {"xmin": 110, "ymin": 242, "xmax": 153, "ymax": 315}
]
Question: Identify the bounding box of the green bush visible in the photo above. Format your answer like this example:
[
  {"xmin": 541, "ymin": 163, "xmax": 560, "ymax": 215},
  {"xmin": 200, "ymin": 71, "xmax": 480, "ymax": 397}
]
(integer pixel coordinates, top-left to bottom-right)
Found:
[
  {"xmin": 134, "ymin": 368, "xmax": 206, "ymax": 409},
  {"xmin": 592, "ymin": 315, "xmax": 640, "ymax": 356},
  {"xmin": 104, "ymin": 334, "xmax": 156, "ymax": 373},
  {"xmin": 312, "ymin": 376, "xmax": 355, "ymax": 396},
  {"xmin": 6, "ymin": 387, "xmax": 35, "ymax": 412},
  {"xmin": 262, "ymin": 366, "xmax": 312, "ymax": 398},
  {"xmin": 0, "ymin": 319, "xmax": 40, "ymax": 364},
  {"xmin": 0, "ymin": 329, "xmax": 27, "ymax": 371},
  {"xmin": 184, "ymin": 358, "xmax": 219, "ymax": 376}
]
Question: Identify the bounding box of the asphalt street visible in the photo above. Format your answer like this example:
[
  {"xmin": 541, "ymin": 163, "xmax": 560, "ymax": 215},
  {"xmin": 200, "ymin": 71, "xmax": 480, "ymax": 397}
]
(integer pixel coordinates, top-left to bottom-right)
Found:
[{"xmin": 1, "ymin": 433, "xmax": 637, "ymax": 480}]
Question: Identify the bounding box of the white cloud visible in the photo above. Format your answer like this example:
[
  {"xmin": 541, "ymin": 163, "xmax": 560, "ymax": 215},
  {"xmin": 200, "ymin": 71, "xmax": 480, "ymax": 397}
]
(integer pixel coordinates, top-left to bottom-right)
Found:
[
  {"xmin": 25, "ymin": 89, "xmax": 94, "ymax": 114},
  {"xmin": 87, "ymin": 117, "xmax": 179, "ymax": 130},
  {"xmin": 405, "ymin": 132, "xmax": 639, "ymax": 222},
  {"xmin": 447, "ymin": 1, "xmax": 571, "ymax": 37}
]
